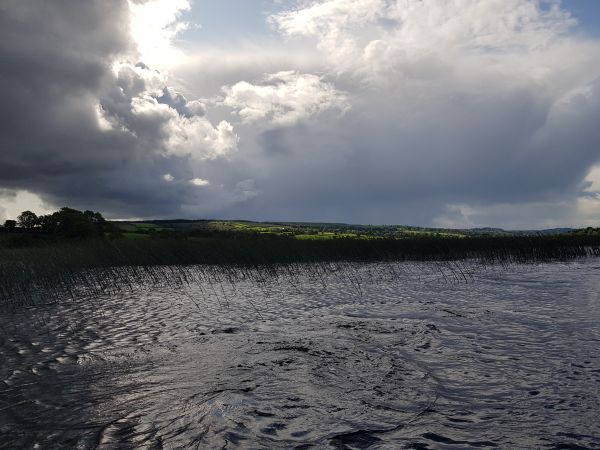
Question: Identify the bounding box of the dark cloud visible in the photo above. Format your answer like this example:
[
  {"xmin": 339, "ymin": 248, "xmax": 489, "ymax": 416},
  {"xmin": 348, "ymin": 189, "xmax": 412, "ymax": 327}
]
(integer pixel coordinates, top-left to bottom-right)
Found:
[
  {"xmin": 213, "ymin": 75, "xmax": 600, "ymax": 227},
  {"xmin": 1, "ymin": 0, "xmax": 599, "ymax": 228},
  {"xmin": 0, "ymin": 0, "xmax": 239, "ymax": 218},
  {"xmin": 0, "ymin": 3, "xmax": 124, "ymax": 189}
]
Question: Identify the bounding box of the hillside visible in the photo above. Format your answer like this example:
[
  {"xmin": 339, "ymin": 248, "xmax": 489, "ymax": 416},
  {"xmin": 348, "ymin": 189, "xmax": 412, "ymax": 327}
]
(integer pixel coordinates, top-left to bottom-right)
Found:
[{"xmin": 113, "ymin": 219, "xmax": 576, "ymax": 240}]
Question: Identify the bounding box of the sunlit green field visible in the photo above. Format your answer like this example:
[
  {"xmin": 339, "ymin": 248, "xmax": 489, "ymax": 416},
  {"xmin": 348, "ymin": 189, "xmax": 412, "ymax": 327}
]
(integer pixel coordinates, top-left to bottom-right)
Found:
[{"xmin": 115, "ymin": 219, "xmax": 482, "ymax": 240}]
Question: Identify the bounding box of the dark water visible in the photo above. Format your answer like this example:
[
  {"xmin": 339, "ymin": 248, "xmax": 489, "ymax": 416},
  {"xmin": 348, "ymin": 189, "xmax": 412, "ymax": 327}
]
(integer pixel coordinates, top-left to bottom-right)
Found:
[{"xmin": 1, "ymin": 261, "xmax": 600, "ymax": 449}]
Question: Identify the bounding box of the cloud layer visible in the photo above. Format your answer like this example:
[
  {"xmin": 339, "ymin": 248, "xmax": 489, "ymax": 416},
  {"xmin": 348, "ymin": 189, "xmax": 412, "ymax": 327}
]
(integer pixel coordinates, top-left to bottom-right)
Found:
[
  {"xmin": 222, "ymin": 71, "xmax": 349, "ymax": 126},
  {"xmin": 1, "ymin": 0, "xmax": 599, "ymax": 227},
  {"xmin": 0, "ymin": 0, "xmax": 243, "ymax": 218}
]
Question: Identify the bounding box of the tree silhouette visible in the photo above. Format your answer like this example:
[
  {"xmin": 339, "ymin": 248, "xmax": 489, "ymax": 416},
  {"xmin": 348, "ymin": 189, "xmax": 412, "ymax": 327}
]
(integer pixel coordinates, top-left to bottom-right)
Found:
[
  {"xmin": 39, "ymin": 207, "xmax": 107, "ymax": 238},
  {"xmin": 3, "ymin": 220, "xmax": 17, "ymax": 229},
  {"xmin": 17, "ymin": 211, "xmax": 38, "ymax": 229}
]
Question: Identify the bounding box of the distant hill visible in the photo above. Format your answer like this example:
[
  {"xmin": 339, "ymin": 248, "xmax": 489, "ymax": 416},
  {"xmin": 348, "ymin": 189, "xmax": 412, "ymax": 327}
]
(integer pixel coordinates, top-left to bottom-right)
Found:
[{"xmin": 111, "ymin": 219, "xmax": 578, "ymax": 240}]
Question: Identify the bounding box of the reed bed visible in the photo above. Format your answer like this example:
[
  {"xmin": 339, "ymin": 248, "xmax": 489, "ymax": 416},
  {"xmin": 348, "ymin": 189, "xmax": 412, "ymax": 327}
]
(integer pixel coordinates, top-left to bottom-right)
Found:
[{"xmin": 1, "ymin": 234, "xmax": 599, "ymax": 309}]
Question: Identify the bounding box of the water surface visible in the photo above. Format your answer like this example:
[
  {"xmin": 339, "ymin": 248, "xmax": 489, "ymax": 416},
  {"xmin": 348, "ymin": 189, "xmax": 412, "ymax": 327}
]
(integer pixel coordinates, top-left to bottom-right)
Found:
[{"xmin": 1, "ymin": 261, "xmax": 600, "ymax": 449}]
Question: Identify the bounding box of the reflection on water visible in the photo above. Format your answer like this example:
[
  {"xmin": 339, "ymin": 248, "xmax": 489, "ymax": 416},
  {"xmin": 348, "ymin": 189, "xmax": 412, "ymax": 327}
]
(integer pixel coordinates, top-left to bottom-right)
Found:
[{"xmin": 1, "ymin": 261, "xmax": 600, "ymax": 449}]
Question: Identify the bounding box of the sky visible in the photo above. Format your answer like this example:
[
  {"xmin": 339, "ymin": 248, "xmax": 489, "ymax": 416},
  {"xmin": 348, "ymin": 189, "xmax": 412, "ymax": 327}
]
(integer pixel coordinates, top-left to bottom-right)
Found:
[{"xmin": 1, "ymin": 0, "xmax": 600, "ymax": 229}]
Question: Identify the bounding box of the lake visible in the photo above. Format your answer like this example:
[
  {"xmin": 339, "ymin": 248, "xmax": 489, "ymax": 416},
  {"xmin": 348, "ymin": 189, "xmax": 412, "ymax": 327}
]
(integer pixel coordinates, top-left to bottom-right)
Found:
[{"xmin": 1, "ymin": 260, "xmax": 600, "ymax": 449}]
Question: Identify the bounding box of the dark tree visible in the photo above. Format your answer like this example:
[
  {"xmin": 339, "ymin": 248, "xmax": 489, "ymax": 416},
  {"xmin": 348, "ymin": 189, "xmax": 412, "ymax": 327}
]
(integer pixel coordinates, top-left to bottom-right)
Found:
[
  {"xmin": 84, "ymin": 210, "xmax": 106, "ymax": 227},
  {"xmin": 39, "ymin": 207, "xmax": 108, "ymax": 238},
  {"xmin": 17, "ymin": 211, "xmax": 38, "ymax": 229},
  {"xmin": 3, "ymin": 220, "xmax": 17, "ymax": 229}
]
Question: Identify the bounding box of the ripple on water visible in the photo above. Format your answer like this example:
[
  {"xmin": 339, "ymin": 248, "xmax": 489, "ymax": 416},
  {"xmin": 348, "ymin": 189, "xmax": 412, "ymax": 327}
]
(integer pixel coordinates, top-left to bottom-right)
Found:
[{"xmin": 1, "ymin": 261, "xmax": 600, "ymax": 449}]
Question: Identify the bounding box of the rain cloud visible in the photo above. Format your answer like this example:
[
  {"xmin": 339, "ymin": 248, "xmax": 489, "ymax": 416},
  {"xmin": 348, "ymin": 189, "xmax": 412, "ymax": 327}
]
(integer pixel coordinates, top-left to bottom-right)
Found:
[{"xmin": 1, "ymin": 0, "xmax": 599, "ymax": 227}]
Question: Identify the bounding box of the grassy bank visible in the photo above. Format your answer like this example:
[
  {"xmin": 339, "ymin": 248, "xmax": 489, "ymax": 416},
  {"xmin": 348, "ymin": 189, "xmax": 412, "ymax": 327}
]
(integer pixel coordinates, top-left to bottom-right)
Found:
[
  {"xmin": 2, "ymin": 232, "xmax": 600, "ymax": 265},
  {"xmin": 1, "ymin": 231, "xmax": 600, "ymax": 308}
]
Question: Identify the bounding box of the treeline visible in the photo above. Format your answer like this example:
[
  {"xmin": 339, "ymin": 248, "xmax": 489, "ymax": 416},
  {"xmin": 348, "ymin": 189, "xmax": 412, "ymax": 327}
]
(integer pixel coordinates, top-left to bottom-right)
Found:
[
  {"xmin": 1, "ymin": 208, "xmax": 600, "ymax": 307},
  {"xmin": 1, "ymin": 207, "xmax": 118, "ymax": 239}
]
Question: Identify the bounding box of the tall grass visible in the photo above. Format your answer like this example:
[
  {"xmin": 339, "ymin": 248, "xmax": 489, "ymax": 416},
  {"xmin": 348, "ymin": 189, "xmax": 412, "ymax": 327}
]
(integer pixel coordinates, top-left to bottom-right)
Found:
[{"xmin": 1, "ymin": 233, "xmax": 599, "ymax": 308}]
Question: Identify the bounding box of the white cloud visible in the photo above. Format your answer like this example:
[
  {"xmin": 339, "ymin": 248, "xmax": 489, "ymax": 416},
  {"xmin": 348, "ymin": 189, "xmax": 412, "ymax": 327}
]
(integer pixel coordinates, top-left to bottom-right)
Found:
[
  {"xmin": 103, "ymin": 62, "xmax": 239, "ymax": 160},
  {"xmin": 221, "ymin": 71, "xmax": 349, "ymax": 126},
  {"xmin": 0, "ymin": 190, "xmax": 54, "ymax": 220},
  {"xmin": 164, "ymin": 116, "xmax": 239, "ymax": 159},
  {"xmin": 187, "ymin": 100, "xmax": 207, "ymax": 116},
  {"xmin": 113, "ymin": 62, "xmax": 166, "ymax": 97},
  {"xmin": 576, "ymin": 196, "xmax": 600, "ymax": 227},
  {"xmin": 190, "ymin": 178, "xmax": 210, "ymax": 186},
  {"xmin": 95, "ymin": 103, "xmax": 113, "ymax": 131},
  {"xmin": 163, "ymin": 173, "xmax": 175, "ymax": 182},
  {"xmin": 271, "ymin": 0, "xmax": 576, "ymax": 83},
  {"xmin": 129, "ymin": 0, "xmax": 191, "ymax": 68},
  {"xmin": 584, "ymin": 165, "xmax": 600, "ymax": 194}
]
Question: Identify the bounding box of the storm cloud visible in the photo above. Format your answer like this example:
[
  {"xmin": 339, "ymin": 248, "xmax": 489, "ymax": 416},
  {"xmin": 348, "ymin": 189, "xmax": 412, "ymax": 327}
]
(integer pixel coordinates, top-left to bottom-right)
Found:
[
  {"xmin": 0, "ymin": 0, "xmax": 240, "ymax": 218},
  {"xmin": 1, "ymin": 0, "xmax": 600, "ymax": 227}
]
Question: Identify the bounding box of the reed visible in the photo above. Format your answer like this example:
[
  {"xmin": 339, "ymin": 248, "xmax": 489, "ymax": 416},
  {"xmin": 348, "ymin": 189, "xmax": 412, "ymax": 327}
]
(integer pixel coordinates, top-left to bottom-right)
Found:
[{"xmin": 1, "ymin": 233, "xmax": 599, "ymax": 308}]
